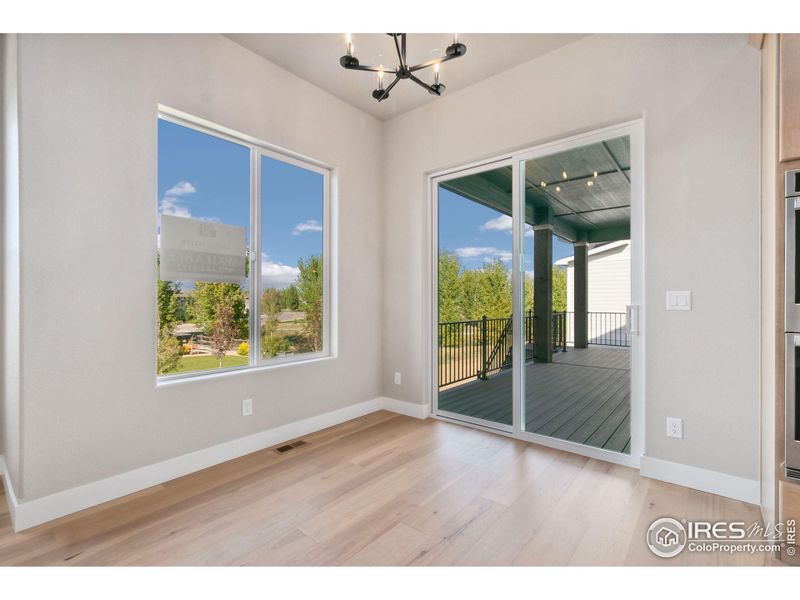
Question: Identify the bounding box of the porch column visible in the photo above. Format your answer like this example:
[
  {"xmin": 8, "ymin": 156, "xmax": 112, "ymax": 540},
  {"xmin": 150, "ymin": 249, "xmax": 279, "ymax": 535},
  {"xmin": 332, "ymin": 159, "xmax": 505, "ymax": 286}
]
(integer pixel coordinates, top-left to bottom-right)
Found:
[
  {"xmin": 573, "ymin": 242, "xmax": 589, "ymax": 349},
  {"xmin": 533, "ymin": 225, "xmax": 553, "ymax": 363}
]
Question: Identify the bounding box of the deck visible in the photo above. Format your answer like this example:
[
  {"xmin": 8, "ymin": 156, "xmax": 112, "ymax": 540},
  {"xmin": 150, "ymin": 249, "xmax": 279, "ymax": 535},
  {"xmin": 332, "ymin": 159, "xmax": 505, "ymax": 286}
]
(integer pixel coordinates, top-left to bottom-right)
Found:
[{"xmin": 437, "ymin": 346, "xmax": 630, "ymax": 454}]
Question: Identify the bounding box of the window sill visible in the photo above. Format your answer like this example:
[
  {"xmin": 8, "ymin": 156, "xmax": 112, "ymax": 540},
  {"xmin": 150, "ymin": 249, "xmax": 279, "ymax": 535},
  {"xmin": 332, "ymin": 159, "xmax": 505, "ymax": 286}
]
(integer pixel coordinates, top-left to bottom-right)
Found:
[{"xmin": 156, "ymin": 352, "xmax": 334, "ymax": 388}]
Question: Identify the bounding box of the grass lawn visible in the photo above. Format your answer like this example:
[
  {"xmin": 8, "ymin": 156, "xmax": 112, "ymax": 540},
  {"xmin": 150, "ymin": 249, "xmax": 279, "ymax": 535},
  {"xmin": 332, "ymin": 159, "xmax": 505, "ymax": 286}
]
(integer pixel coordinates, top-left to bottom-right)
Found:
[{"xmin": 176, "ymin": 354, "xmax": 249, "ymax": 373}]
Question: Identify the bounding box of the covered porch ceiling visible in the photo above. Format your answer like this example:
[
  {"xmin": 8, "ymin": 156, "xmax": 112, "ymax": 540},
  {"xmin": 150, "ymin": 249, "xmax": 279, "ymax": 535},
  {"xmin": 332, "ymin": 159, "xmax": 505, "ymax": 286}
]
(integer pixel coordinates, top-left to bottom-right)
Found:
[{"xmin": 440, "ymin": 136, "xmax": 631, "ymax": 244}]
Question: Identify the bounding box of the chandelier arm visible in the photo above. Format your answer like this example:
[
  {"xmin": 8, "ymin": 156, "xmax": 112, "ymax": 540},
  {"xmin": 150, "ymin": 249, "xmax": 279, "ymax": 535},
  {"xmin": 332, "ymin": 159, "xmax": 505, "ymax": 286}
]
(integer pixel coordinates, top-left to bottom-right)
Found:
[
  {"xmin": 342, "ymin": 63, "xmax": 397, "ymax": 74},
  {"xmin": 409, "ymin": 53, "xmax": 461, "ymax": 73},
  {"xmin": 408, "ymin": 72, "xmax": 438, "ymax": 95},
  {"xmin": 377, "ymin": 75, "xmax": 401, "ymax": 102},
  {"xmin": 392, "ymin": 34, "xmax": 405, "ymax": 68}
]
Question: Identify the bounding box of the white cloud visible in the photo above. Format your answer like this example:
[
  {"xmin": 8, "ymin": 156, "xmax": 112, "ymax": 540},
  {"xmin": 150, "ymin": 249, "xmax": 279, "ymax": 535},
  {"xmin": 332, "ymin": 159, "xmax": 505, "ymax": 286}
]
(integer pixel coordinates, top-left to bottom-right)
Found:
[
  {"xmin": 481, "ymin": 215, "xmax": 535, "ymax": 237},
  {"xmin": 159, "ymin": 180, "xmax": 197, "ymax": 218},
  {"xmin": 481, "ymin": 215, "xmax": 512, "ymax": 232},
  {"xmin": 292, "ymin": 220, "xmax": 323, "ymax": 236},
  {"xmin": 166, "ymin": 181, "xmax": 196, "ymax": 196},
  {"xmin": 455, "ymin": 246, "xmax": 512, "ymax": 262},
  {"xmin": 261, "ymin": 254, "xmax": 300, "ymax": 289},
  {"xmin": 158, "ymin": 195, "xmax": 193, "ymax": 218}
]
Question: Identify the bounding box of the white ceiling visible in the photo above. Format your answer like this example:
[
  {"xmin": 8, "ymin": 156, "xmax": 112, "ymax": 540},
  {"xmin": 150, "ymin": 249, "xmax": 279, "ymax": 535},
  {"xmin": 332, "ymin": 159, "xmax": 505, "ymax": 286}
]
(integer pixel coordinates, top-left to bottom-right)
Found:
[{"xmin": 226, "ymin": 34, "xmax": 586, "ymax": 120}]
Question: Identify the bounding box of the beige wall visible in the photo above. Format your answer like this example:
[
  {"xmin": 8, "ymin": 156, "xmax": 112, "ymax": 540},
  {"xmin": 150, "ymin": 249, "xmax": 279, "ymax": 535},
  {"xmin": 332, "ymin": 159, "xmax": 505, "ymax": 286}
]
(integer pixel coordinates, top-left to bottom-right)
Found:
[
  {"xmin": 2, "ymin": 33, "xmax": 762, "ymax": 505},
  {"xmin": 8, "ymin": 34, "xmax": 384, "ymax": 500},
  {"xmin": 381, "ymin": 34, "xmax": 761, "ymax": 481}
]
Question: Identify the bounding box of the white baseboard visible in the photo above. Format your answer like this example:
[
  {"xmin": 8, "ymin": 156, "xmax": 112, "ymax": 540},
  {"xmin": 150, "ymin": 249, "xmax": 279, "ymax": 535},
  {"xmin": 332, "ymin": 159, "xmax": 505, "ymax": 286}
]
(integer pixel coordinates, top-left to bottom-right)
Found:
[
  {"xmin": 3, "ymin": 396, "xmax": 429, "ymax": 532},
  {"xmin": 0, "ymin": 455, "xmax": 19, "ymax": 532},
  {"xmin": 377, "ymin": 396, "xmax": 430, "ymax": 419},
  {"xmin": 640, "ymin": 455, "xmax": 760, "ymax": 506}
]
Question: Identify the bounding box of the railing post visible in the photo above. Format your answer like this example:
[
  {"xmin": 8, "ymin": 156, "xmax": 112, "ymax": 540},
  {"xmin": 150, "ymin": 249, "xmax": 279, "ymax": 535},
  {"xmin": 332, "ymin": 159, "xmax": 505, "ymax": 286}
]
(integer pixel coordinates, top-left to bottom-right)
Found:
[{"xmin": 479, "ymin": 315, "xmax": 488, "ymax": 380}]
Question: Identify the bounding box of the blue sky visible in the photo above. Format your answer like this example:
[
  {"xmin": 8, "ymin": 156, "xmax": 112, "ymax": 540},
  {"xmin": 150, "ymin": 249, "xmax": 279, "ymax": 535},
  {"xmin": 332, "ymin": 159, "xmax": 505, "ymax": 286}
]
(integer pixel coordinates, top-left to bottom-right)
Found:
[
  {"xmin": 438, "ymin": 187, "xmax": 574, "ymax": 273},
  {"xmin": 158, "ymin": 119, "xmax": 323, "ymax": 290}
]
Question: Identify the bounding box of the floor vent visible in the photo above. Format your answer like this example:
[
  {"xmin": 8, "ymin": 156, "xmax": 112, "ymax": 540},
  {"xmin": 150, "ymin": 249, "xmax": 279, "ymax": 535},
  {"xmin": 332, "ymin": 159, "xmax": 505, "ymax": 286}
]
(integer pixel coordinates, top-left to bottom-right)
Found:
[{"xmin": 275, "ymin": 440, "xmax": 308, "ymax": 454}]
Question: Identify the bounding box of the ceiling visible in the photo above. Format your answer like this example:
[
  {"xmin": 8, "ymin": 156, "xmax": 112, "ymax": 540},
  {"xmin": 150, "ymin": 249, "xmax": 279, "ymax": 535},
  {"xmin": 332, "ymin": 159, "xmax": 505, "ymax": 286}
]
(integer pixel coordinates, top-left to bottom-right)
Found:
[{"xmin": 225, "ymin": 34, "xmax": 586, "ymax": 120}]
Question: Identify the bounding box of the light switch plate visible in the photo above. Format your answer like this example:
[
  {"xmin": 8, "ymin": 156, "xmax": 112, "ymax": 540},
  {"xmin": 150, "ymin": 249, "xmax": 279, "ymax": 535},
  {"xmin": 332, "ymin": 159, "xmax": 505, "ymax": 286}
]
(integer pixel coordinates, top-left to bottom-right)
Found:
[{"xmin": 666, "ymin": 290, "xmax": 691, "ymax": 311}]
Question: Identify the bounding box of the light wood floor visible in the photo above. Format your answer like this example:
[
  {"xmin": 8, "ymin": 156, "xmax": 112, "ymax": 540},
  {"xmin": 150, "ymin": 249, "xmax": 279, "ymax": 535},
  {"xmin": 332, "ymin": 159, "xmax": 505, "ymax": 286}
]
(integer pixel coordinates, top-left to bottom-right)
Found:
[{"xmin": 0, "ymin": 411, "xmax": 778, "ymax": 566}]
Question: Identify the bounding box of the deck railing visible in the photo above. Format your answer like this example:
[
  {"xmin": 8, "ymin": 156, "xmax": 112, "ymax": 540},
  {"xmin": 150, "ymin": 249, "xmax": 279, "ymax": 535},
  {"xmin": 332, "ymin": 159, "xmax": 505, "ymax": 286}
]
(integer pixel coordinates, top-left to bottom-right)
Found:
[
  {"xmin": 439, "ymin": 312, "xmax": 567, "ymax": 389},
  {"xmin": 564, "ymin": 311, "xmax": 630, "ymax": 347}
]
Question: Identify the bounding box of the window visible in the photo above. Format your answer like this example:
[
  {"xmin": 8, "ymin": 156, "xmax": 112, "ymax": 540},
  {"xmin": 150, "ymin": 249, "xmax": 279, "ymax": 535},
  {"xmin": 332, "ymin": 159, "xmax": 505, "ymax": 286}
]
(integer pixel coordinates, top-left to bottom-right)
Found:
[{"xmin": 156, "ymin": 113, "xmax": 331, "ymax": 380}]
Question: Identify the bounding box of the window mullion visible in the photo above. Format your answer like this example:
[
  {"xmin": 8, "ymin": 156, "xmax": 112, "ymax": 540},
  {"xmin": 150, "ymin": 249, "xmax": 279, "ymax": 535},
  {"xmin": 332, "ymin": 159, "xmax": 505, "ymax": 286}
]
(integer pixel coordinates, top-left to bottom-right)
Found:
[{"xmin": 250, "ymin": 148, "xmax": 262, "ymax": 365}]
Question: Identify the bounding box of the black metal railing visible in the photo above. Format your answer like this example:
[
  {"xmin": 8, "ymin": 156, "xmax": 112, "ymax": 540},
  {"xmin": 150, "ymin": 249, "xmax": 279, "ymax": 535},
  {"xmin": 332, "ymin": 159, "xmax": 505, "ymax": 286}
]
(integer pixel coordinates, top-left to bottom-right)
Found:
[
  {"xmin": 439, "ymin": 312, "xmax": 567, "ymax": 389},
  {"xmin": 565, "ymin": 311, "xmax": 629, "ymax": 347}
]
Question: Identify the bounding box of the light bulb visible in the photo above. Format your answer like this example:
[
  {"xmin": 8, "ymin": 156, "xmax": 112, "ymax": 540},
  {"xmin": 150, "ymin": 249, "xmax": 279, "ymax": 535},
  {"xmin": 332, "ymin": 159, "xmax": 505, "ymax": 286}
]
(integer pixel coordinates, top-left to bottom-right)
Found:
[
  {"xmin": 453, "ymin": 33, "xmax": 459, "ymax": 44},
  {"xmin": 540, "ymin": 181, "xmax": 546, "ymax": 188},
  {"xmin": 434, "ymin": 62, "xmax": 440, "ymax": 85},
  {"xmin": 378, "ymin": 66, "xmax": 384, "ymax": 90},
  {"xmin": 593, "ymin": 170, "xmax": 598, "ymax": 178},
  {"xmin": 562, "ymin": 170, "xmax": 568, "ymax": 180},
  {"xmin": 345, "ymin": 33, "xmax": 353, "ymax": 57},
  {"xmin": 587, "ymin": 180, "xmax": 594, "ymax": 187},
  {"xmin": 556, "ymin": 186, "xmax": 561, "ymax": 192}
]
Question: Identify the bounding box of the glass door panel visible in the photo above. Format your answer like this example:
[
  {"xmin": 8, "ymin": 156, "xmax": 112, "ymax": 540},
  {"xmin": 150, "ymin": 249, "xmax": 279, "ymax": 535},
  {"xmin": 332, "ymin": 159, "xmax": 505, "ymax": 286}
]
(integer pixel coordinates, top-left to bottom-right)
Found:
[
  {"xmin": 436, "ymin": 165, "xmax": 514, "ymax": 429},
  {"xmin": 520, "ymin": 136, "xmax": 632, "ymax": 454}
]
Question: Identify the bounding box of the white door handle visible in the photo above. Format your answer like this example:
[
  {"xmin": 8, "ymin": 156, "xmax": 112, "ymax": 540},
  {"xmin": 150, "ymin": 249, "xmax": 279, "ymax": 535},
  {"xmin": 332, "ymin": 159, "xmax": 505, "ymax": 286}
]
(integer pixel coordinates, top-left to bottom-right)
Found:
[{"xmin": 626, "ymin": 305, "xmax": 640, "ymax": 335}]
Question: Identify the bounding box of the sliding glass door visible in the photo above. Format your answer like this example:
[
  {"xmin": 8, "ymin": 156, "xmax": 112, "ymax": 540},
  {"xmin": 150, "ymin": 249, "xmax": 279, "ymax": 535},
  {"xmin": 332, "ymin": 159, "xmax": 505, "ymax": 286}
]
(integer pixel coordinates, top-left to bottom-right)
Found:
[
  {"xmin": 434, "ymin": 161, "xmax": 515, "ymax": 430},
  {"xmin": 432, "ymin": 123, "xmax": 642, "ymax": 462}
]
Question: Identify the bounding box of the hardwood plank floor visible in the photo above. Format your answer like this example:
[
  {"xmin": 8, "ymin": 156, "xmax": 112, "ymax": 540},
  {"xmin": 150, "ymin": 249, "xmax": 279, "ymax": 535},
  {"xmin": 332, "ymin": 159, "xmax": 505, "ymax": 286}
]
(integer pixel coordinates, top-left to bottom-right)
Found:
[{"xmin": 0, "ymin": 411, "xmax": 777, "ymax": 566}]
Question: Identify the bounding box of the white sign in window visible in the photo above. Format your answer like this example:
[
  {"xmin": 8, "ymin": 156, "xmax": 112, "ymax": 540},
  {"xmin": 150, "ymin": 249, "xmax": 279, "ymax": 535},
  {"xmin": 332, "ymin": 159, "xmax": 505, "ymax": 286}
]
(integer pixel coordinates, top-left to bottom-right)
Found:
[{"xmin": 159, "ymin": 214, "xmax": 246, "ymax": 284}]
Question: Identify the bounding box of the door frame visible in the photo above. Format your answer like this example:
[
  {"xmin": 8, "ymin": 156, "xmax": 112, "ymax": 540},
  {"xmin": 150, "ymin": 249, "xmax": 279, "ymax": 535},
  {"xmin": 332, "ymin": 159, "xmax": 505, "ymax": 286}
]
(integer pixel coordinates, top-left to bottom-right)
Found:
[
  {"xmin": 426, "ymin": 119, "xmax": 645, "ymax": 469},
  {"xmin": 430, "ymin": 157, "xmax": 516, "ymax": 433}
]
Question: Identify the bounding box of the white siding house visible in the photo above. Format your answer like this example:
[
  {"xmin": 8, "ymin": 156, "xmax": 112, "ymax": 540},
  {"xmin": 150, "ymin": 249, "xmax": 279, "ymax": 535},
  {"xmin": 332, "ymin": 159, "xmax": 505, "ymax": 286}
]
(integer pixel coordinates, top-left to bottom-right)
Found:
[
  {"xmin": 556, "ymin": 240, "xmax": 630, "ymax": 346},
  {"xmin": 556, "ymin": 240, "xmax": 631, "ymax": 313}
]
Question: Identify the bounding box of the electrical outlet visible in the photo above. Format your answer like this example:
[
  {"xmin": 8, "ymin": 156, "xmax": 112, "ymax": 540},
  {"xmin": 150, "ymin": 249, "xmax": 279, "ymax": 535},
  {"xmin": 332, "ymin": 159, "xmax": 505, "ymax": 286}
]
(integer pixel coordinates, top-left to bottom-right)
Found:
[
  {"xmin": 394, "ymin": 372, "xmax": 402, "ymax": 385},
  {"xmin": 242, "ymin": 398, "xmax": 253, "ymax": 417},
  {"xmin": 666, "ymin": 417, "xmax": 683, "ymax": 439}
]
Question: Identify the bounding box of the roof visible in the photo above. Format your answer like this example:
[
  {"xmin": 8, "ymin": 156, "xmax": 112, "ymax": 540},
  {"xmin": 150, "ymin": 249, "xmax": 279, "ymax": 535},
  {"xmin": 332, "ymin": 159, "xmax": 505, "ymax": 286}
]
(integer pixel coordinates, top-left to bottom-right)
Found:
[{"xmin": 554, "ymin": 239, "xmax": 630, "ymax": 267}]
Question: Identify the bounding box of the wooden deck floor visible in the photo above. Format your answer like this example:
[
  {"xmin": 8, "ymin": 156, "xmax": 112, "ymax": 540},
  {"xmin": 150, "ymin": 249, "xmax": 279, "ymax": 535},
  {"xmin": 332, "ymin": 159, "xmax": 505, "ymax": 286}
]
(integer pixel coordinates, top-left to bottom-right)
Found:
[{"xmin": 437, "ymin": 346, "xmax": 631, "ymax": 454}]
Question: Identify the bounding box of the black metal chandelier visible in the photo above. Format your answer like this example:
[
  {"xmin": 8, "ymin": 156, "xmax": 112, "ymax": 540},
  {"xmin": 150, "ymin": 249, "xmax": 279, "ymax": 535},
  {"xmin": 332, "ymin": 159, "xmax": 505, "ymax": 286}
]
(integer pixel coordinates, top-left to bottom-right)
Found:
[{"xmin": 340, "ymin": 33, "xmax": 467, "ymax": 102}]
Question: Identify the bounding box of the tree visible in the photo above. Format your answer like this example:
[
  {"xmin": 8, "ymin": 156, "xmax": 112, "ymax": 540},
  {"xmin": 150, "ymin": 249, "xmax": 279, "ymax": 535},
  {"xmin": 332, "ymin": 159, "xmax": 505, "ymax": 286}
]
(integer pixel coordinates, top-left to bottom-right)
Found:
[
  {"xmin": 260, "ymin": 287, "xmax": 289, "ymax": 358},
  {"xmin": 157, "ymin": 280, "xmax": 181, "ymax": 331},
  {"xmin": 458, "ymin": 269, "xmax": 485, "ymax": 321},
  {"xmin": 208, "ymin": 298, "xmax": 238, "ymax": 368},
  {"xmin": 552, "ymin": 267, "xmax": 567, "ymax": 313},
  {"xmin": 478, "ymin": 259, "xmax": 512, "ymax": 318},
  {"xmin": 157, "ymin": 326, "xmax": 182, "ymax": 374},
  {"xmin": 297, "ymin": 255, "xmax": 323, "ymax": 352},
  {"xmin": 438, "ymin": 251, "xmax": 462, "ymax": 323},
  {"xmin": 278, "ymin": 284, "xmax": 300, "ymax": 311},
  {"xmin": 190, "ymin": 282, "xmax": 248, "ymax": 338}
]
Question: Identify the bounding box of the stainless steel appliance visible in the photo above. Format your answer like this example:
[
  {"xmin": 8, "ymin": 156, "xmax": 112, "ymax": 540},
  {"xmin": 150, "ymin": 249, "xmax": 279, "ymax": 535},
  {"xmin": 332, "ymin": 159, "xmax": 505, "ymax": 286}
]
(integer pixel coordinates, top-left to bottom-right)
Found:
[{"xmin": 785, "ymin": 169, "xmax": 800, "ymax": 478}]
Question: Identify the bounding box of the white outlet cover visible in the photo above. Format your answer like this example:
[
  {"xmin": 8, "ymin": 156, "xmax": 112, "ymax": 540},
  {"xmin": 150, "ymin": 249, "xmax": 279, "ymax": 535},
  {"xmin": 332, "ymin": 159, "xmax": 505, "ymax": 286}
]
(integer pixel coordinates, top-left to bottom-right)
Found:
[
  {"xmin": 394, "ymin": 372, "xmax": 402, "ymax": 385},
  {"xmin": 242, "ymin": 398, "xmax": 253, "ymax": 416},
  {"xmin": 666, "ymin": 417, "xmax": 683, "ymax": 439}
]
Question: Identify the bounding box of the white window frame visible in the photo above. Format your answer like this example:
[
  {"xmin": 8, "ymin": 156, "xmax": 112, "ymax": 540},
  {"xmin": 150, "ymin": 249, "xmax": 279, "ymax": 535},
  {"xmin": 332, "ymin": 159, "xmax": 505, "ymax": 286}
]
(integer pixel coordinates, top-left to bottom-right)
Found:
[{"xmin": 156, "ymin": 106, "xmax": 334, "ymax": 385}]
